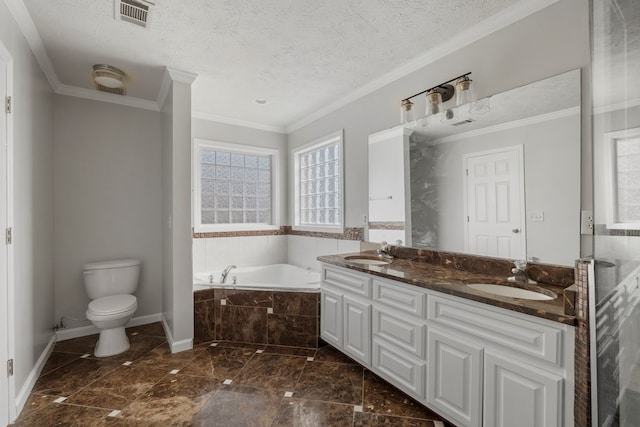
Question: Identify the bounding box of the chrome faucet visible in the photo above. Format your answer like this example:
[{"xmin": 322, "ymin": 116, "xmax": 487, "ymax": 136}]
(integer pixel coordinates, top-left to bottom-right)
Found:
[
  {"xmin": 221, "ymin": 265, "xmax": 237, "ymax": 284},
  {"xmin": 508, "ymin": 260, "xmax": 536, "ymax": 284},
  {"xmin": 377, "ymin": 241, "xmax": 393, "ymax": 259}
]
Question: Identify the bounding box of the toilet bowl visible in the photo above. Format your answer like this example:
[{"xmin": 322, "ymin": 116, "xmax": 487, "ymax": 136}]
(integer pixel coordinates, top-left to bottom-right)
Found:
[
  {"xmin": 83, "ymin": 259, "xmax": 140, "ymax": 357},
  {"xmin": 86, "ymin": 294, "xmax": 138, "ymax": 357}
]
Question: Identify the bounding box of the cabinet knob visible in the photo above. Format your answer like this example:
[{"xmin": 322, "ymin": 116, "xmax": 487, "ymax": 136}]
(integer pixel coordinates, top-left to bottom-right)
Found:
[{"xmin": 512, "ymin": 228, "xmax": 520, "ymax": 233}]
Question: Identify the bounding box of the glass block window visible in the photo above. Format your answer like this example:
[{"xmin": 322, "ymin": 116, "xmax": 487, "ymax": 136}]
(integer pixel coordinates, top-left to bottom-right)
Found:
[
  {"xmin": 606, "ymin": 128, "xmax": 640, "ymax": 229},
  {"xmin": 293, "ymin": 130, "xmax": 344, "ymax": 231},
  {"xmin": 613, "ymin": 135, "xmax": 640, "ymax": 223},
  {"xmin": 195, "ymin": 140, "xmax": 277, "ymax": 231}
]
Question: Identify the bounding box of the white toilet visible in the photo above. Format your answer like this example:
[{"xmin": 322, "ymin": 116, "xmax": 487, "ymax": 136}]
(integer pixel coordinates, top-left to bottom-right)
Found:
[{"xmin": 82, "ymin": 259, "xmax": 140, "ymax": 357}]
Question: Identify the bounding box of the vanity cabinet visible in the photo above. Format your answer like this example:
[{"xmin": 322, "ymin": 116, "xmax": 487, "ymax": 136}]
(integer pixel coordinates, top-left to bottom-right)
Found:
[
  {"xmin": 320, "ymin": 267, "xmax": 371, "ymax": 365},
  {"xmin": 320, "ymin": 264, "xmax": 575, "ymax": 427}
]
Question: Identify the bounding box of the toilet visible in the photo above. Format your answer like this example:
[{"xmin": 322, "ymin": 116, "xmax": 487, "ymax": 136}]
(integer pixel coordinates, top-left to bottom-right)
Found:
[{"xmin": 82, "ymin": 259, "xmax": 140, "ymax": 357}]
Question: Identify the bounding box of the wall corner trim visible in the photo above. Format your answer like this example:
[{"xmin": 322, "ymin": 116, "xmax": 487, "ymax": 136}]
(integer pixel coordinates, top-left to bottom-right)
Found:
[{"xmin": 160, "ymin": 315, "xmax": 194, "ymax": 353}]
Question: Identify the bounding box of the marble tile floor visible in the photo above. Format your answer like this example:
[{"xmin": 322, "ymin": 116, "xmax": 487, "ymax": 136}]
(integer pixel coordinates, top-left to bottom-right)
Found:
[{"xmin": 12, "ymin": 322, "xmax": 452, "ymax": 427}]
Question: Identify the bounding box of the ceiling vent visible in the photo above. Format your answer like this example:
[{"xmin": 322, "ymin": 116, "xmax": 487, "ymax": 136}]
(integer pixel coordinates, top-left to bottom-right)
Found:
[{"xmin": 115, "ymin": 0, "xmax": 154, "ymax": 28}]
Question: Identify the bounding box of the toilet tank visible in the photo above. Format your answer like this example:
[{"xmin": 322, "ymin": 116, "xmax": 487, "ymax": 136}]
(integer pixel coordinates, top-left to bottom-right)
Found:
[{"xmin": 83, "ymin": 259, "xmax": 140, "ymax": 300}]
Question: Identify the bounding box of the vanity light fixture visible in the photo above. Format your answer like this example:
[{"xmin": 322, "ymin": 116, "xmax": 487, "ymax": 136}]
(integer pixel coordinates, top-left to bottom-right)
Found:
[
  {"xmin": 400, "ymin": 72, "xmax": 490, "ymax": 124},
  {"xmin": 92, "ymin": 64, "xmax": 126, "ymax": 95}
]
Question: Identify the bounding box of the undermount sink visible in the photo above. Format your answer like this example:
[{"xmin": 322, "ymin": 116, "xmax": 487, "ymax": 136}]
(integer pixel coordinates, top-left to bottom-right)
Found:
[
  {"xmin": 467, "ymin": 283, "xmax": 557, "ymax": 301},
  {"xmin": 344, "ymin": 256, "xmax": 391, "ymax": 266}
]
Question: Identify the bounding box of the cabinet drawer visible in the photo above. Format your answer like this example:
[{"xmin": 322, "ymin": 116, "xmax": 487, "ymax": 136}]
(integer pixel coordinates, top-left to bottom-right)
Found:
[
  {"xmin": 428, "ymin": 295, "xmax": 563, "ymax": 366},
  {"xmin": 372, "ymin": 338, "xmax": 426, "ymax": 399},
  {"xmin": 373, "ymin": 279, "xmax": 426, "ymax": 317},
  {"xmin": 323, "ymin": 267, "xmax": 371, "ymax": 297},
  {"xmin": 372, "ymin": 307, "xmax": 425, "ymax": 358}
]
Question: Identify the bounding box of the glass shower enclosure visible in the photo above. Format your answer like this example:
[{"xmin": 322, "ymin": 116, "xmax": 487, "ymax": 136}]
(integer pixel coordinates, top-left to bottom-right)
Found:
[{"xmin": 591, "ymin": 0, "xmax": 640, "ymax": 426}]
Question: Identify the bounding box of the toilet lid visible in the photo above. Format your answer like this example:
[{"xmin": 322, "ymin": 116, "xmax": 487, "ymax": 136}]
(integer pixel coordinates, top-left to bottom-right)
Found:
[{"xmin": 88, "ymin": 295, "xmax": 137, "ymax": 316}]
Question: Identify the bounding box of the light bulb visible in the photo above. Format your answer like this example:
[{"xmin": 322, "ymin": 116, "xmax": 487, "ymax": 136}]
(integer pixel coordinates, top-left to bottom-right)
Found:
[{"xmin": 426, "ymin": 90, "xmax": 442, "ymax": 116}]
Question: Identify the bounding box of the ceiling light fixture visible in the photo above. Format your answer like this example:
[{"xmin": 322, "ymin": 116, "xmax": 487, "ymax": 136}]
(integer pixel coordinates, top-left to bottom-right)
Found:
[
  {"xmin": 400, "ymin": 72, "xmax": 490, "ymax": 124},
  {"xmin": 92, "ymin": 64, "xmax": 126, "ymax": 90}
]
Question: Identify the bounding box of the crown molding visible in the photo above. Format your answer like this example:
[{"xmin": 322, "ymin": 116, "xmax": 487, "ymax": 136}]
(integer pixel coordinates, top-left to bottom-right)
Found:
[
  {"xmin": 166, "ymin": 67, "xmax": 198, "ymax": 84},
  {"xmin": 192, "ymin": 110, "xmax": 287, "ymax": 134},
  {"xmin": 56, "ymin": 83, "xmax": 160, "ymax": 111},
  {"xmin": 156, "ymin": 69, "xmax": 173, "ymax": 109},
  {"xmin": 285, "ymin": 0, "xmax": 560, "ymax": 133},
  {"xmin": 593, "ymin": 98, "xmax": 640, "ymax": 115},
  {"xmin": 426, "ymin": 106, "xmax": 580, "ymax": 146},
  {"xmin": 4, "ymin": 0, "xmax": 60, "ymax": 91}
]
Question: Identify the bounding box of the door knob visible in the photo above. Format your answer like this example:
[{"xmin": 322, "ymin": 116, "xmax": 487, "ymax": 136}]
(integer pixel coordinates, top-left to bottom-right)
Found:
[{"xmin": 512, "ymin": 228, "xmax": 520, "ymax": 233}]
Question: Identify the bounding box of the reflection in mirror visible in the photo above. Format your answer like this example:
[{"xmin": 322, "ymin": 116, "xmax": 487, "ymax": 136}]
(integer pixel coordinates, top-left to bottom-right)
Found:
[{"xmin": 368, "ymin": 69, "xmax": 581, "ymax": 267}]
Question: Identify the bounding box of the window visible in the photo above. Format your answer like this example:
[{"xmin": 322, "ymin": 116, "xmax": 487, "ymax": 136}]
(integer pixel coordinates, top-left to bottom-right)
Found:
[
  {"xmin": 604, "ymin": 128, "xmax": 640, "ymax": 229},
  {"xmin": 194, "ymin": 139, "xmax": 278, "ymax": 232},
  {"xmin": 293, "ymin": 130, "xmax": 344, "ymax": 232}
]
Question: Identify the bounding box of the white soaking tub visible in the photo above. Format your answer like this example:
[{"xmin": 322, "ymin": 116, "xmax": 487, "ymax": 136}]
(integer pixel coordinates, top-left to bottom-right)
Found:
[{"xmin": 193, "ymin": 263, "xmax": 320, "ymax": 292}]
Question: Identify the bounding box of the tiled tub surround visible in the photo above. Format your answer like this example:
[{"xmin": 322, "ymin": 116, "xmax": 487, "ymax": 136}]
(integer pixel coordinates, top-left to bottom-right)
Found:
[
  {"xmin": 319, "ymin": 248, "xmax": 576, "ymax": 324},
  {"xmin": 194, "ymin": 288, "xmax": 321, "ymax": 348},
  {"xmin": 13, "ymin": 322, "xmax": 450, "ymax": 426}
]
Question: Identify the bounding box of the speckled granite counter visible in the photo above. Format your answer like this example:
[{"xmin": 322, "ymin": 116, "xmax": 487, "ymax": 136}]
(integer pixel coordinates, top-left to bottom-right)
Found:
[{"xmin": 318, "ymin": 250, "xmax": 576, "ymax": 326}]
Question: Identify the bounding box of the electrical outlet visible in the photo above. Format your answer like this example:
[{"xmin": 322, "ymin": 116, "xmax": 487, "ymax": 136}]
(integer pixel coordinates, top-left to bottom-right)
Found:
[
  {"xmin": 362, "ymin": 214, "xmax": 368, "ymax": 224},
  {"xmin": 581, "ymin": 210, "xmax": 594, "ymax": 234}
]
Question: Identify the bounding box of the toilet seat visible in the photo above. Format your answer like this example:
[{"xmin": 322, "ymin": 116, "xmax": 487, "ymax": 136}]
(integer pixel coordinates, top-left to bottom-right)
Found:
[{"xmin": 87, "ymin": 294, "xmax": 137, "ymax": 317}]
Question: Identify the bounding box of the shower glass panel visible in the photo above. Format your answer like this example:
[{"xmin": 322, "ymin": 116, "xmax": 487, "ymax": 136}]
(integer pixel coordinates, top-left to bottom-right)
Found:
[{"xmin": 591, "ymin": 0, "xmax": 640, "ymax": 425}]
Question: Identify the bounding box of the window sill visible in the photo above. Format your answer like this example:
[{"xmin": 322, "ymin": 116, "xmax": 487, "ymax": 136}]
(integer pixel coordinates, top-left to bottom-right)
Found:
[
  {"xmin": 292, "ymin": 224, "xmax": 345, "ymax": 234},
  {"xmin": 194, "ymin": 224, "xmax": 281, "ymax": 233}
]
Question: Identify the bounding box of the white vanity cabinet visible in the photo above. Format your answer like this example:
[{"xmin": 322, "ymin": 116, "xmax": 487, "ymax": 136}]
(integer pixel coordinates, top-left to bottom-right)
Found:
[
  {"xmin": 371, "ymin": 277, "xmax": 428, "ymax": 401},
  {"xmin": 320, "ymin": 264, "xmax": 575, "ymax": 427},
  {"xmin": 320, "ymin": 266, "xmax": 371, "ymax": 365}
]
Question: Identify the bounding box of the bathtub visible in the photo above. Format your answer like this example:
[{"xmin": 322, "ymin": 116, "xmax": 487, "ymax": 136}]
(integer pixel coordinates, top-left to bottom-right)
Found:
[
  {"xmin": 193, "ymin": 263, "xmax": 322, "ymax": 347},
  {"xmin": 193, "ymin": 263, "xmax": 320, "ymax": 292}
]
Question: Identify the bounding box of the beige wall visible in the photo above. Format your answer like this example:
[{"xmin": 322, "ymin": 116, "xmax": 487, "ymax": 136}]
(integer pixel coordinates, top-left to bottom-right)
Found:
[
  {"xmin": 162, "ymin": 75, "xmax": 194, "ymax": 351},
  {"xmin": 287, "ymin": 0, "xmax": 592, "ymax": 256},
  {"xmin": 53, "ymin": 95, "xmax": 163, "ymax": 326},
  {"xmin": 0, "ymin": 1, "xmax": 55, "ymax": 416}
]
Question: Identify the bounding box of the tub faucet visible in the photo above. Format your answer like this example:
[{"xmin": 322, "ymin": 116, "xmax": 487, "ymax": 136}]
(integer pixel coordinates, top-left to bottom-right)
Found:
[
  {"xmin": 508, "ymin": 260, "xmax": 536, "ymax": 284},
  {"xmin": 221, "ymin": 265, "xmax": 237, "ymax": 284}
]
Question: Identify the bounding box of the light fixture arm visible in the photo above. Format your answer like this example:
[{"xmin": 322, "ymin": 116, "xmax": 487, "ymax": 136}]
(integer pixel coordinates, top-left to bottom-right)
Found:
[{"xmin": 401, "ymin": 72, "xmax": 471, "ymax": 103}]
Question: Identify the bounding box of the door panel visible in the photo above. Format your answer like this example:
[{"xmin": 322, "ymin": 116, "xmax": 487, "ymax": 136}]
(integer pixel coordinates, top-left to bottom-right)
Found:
[{"xmin": 466, "ymin": 147, "xmax": 524, "ymax": 259}]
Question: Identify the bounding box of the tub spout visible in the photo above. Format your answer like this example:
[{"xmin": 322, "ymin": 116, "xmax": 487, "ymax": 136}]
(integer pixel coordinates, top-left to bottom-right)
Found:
[{"xmin": 221, "ymin": 265, "xmax": 237, "ymax": 284}]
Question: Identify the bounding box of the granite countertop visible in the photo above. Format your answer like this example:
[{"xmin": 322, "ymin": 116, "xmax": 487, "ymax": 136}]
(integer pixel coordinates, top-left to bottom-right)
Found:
[{"xmin": 318, "ymin": 252, "xmax": 576, "ymax": 326}]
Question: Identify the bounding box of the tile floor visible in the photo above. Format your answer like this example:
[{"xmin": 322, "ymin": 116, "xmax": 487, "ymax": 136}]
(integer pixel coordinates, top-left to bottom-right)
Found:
[{"xmin": 12, "ymin": 322, "xmax": 451, "ymax": 426}]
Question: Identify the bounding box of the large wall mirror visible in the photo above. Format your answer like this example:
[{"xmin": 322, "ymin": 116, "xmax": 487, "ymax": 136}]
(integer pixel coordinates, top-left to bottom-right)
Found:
[{"xmin": 368, "ymin": 69, "xmax": 581, "ymax": 267}]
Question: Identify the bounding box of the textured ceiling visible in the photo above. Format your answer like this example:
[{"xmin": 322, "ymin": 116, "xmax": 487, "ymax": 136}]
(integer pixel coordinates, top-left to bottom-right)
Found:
[{"xmin": 23, "ymin": 0, "xmax": 523, "ymax": 128}]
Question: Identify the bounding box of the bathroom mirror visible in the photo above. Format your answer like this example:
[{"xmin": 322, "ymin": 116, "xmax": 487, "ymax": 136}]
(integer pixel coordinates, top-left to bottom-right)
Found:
[{"xmin": 367, "ymin": 69, "xmax": 581, "ymax": 266}]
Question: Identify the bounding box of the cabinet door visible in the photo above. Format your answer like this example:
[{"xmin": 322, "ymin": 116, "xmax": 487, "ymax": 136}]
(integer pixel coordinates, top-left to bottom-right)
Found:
[
  {"xmin": 320, "ymin": 288, "xmax": 343, "ymax": 347},
  {"xmin": 484, "ymin": 351, "xmax": 562, "ymax": 427},
  {"xmin": 372, "ymin": 338, "xmax": 426, "ymax": 400},
  {"xmin": 427, "ymin": 328, "xmax": 483, "ymax": 427},
  {"xmin": 343, "ymin": 295, "xmax": 371, "ymax": 365}
]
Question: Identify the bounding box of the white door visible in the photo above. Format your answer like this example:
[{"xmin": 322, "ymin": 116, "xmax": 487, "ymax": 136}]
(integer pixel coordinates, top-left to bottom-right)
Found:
[
  {"xmin": 465, "ymin": 146, "xmax": 525, "ymax": 259},
  {"xmin": 0, "ymin": 43, "xmax": 11, "ymax": 426}
]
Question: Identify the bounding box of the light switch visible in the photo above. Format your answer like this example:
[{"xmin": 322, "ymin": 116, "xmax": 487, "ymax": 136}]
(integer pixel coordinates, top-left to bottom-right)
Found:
[{"xmin": 529, "ymin": 211, "xmax": 544, "ymax": 222}]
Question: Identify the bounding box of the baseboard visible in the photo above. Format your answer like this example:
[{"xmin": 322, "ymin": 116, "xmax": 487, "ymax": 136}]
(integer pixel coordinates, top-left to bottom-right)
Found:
[
  {"xmin": 160, "ymin": 315, "xmax": 193, "ymax": 353},
  {"xmin": 54, "ymin": 313, "xmax": 163, "ymax": 341},
  {"xmin": 14, "ymin": 334, "xmax": 56, "ymax": 419}
]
